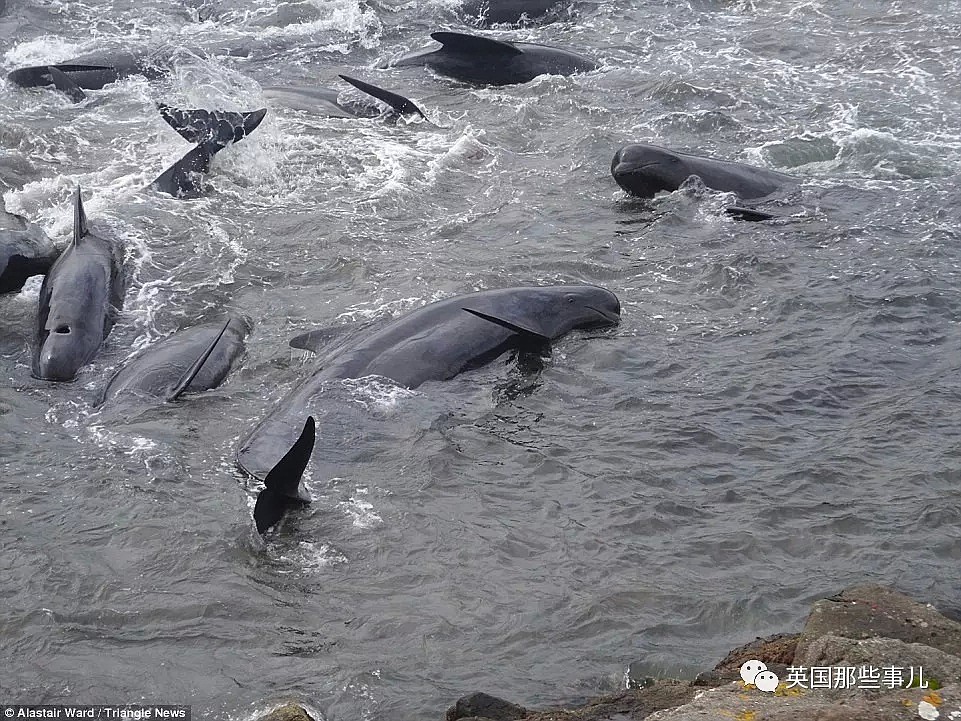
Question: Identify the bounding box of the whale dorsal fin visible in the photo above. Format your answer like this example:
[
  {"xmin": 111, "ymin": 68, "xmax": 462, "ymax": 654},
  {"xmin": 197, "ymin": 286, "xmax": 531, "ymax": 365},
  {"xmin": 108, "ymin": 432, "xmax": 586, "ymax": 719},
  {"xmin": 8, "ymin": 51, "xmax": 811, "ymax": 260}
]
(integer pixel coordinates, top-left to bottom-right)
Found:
[
  {"xmin": 166, "ymin": 318, "xmax": 232, "ymax": 401},
  {"xmin": 73, "ymin": 186, "xmax": 88, "ymax": 246},
  {"xmin": 725, "ymin": 205, "xmax": 778, "ymax": 222},
  {"xmin": 430, "ymin": 31, "xmax": 523, "ymax": 56},
  {"xmin": 461, "ymin": 307, "xmax": 551, "ymax": 344},
  {"xmin": 157, "ymin": 105, "xmax": 268, "ymax": 147},
  {"xmin": 338, "ymin": 74, "xmax": 427, "ymax": 120},
  {"xmin": 289, "ymin": 320, "xmax": 375, "ymax": 354},
  {"xmin": 47, "ymin": 65, "xmax": 87, "ymax": 103},
  {"xmin": 254, "ymin": 416, "xmax": 316, "ymax": 533}
]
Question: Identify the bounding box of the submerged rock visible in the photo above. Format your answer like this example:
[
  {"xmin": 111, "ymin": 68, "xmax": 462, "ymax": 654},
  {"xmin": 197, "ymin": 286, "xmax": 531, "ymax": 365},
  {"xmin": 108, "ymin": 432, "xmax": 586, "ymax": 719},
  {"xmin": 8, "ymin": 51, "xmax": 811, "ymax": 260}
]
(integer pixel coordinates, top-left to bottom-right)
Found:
[
  {"xmin": 446, "ymin": 692, "xmax": 527, "ymax": 721},
  {"xmin": 255, "ymin": 703, "xmax": 315, "ymax": 721}
]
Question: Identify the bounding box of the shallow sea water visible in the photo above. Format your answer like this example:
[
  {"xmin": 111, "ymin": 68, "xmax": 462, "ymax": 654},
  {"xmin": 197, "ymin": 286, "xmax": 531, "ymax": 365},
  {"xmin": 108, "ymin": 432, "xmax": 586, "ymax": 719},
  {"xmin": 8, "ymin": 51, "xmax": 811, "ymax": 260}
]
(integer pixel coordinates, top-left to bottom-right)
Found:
[{"xmin": 1, "ymin": 0, "xmax": 960, "ymax": 718}]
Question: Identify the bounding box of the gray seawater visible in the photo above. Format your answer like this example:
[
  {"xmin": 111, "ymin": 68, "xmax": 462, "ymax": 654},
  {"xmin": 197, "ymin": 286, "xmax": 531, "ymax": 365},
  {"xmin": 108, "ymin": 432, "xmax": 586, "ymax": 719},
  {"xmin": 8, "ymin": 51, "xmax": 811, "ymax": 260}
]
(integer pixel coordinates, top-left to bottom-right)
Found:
[{"xmin": 2, "ymin": 0, "xmax": 960, "ymax": 718}]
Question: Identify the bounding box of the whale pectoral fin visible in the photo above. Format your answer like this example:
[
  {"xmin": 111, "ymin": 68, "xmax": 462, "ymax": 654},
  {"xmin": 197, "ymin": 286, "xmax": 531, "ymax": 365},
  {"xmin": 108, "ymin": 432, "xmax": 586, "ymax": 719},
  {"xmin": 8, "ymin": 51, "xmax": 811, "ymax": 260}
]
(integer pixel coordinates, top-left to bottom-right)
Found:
[
  {"xmin": 166, "ymin": 318, "xmax": 232, "ymax": 401},
  {"xmin": 338, "ymin": 74, "xmax": 428, "ymax": 120},
  {"xmin": 255, "ymin": 416, "xmax": 316, "ymax": 534},
  {"xmin": 157, "ymin": 105, "xmax": 268, "ymax": 147},
  {"xmin": 430, "ymin": 31, "xmax": 523, "ymax": 56},
  {"xmin": 725, "ymin": 205, "xmax": 778, "ymax": 222},
  {"xmin": 461, "ymin": 307, "xmax": 552, "ymax": 345},
  {"xmin": 47, "ymin": 66, "xmax": 87, "ymax": 103},
  {"xmin": 149, "ymin": 141, "xmax": 218, "ymax": 198}
]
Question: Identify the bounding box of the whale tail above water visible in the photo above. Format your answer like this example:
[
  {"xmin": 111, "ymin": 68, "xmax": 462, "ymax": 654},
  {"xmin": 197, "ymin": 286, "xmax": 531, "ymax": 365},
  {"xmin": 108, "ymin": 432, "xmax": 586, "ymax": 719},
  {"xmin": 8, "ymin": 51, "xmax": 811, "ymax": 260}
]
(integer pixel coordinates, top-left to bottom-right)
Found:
[
  {"xmin": 150, "ymin": 105, "xmax": 268, "ymax": 198},
  {"xmin": 253, "ymin": 416, "xmax": 315, "ymax": 534}
]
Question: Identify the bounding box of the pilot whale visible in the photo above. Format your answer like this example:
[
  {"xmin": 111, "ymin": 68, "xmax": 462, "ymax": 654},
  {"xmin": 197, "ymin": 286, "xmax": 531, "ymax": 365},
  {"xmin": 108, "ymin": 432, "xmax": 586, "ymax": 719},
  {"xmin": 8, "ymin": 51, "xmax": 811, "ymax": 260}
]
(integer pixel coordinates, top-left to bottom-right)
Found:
[
  {"xmin": 237, "ymin": 285, "xmax": 621, "ymax": 494},
  {"xmin": 264, "ymin": 75, "xmax": 427, "ymax": 121},
  {"xmin": 1, "ymin": 217, "xmax": 60, "ymax": 294},
  {"xmin": 7, "ymin": 50, "xmax": 168, "ymax": 102},
  {"xmin": 385, "ymin": 31, "xmax": 598, "ymax": 86},
  {"xmin": 97, "ymin": 315, "xmax": 251, "ymax": 407},
  {"xmin": 611, "ymin": 143, "xmax": 797, "ymax": 200},
  {"xmin": 33, "ymin": 188, "xmax": 124, "ymax": 382}
]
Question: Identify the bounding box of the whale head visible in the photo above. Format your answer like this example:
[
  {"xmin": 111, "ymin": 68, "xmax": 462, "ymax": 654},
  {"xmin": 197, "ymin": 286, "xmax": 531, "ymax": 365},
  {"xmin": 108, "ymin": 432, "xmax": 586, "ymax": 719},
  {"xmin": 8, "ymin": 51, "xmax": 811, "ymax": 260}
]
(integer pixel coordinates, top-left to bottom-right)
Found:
[
  {"xmin": 611, "ymin": 143, "xmax": 694, "ymax": 198},
  {"xmin": 476, "ymin": 285, "xmax": 620, "ymax": 342}
]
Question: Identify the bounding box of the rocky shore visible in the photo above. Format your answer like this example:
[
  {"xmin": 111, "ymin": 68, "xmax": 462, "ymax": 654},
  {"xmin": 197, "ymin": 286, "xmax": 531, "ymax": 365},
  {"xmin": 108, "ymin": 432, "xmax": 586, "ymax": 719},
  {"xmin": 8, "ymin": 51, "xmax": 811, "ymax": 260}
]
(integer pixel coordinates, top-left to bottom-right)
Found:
[{"xmin": 256, "ymin": 584, "xmax": 961, "ymax": 721}]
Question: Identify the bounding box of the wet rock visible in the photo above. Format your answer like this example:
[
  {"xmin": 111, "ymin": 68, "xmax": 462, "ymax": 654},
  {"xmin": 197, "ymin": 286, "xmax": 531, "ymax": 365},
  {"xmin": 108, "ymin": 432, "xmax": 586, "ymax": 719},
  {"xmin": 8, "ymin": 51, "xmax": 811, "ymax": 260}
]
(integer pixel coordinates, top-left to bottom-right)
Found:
[
  {"xmin": 256, "ymin": 703, "xmax": 315, "ymax": 721},
  {"xmin": 642, "ymin": 680, "xmax": 960, "ymax": 721},
  {"xmin": 714, "ymin": 632, "xmax": 800, "ymax": 672},
  {"xmin": 521, "ymin": 681, "xmax": 698, "ymax": 721},
  {"xmin": 796, "ymin": 585, "xmax": 961, "ymax": 660},
  {"xmin": 796, "ymin": 634, "xmax": 961, "ymax": 686},
  {"xmin": 446, "ymin": 692, "xmax": 527, "ymax": 721}
]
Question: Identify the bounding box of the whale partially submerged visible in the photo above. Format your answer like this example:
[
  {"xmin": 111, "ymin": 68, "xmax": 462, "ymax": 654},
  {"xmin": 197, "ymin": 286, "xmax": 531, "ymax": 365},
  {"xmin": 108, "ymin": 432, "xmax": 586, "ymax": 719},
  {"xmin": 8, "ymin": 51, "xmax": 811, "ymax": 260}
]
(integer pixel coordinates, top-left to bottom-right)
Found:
[
  {"xmin": 611, "ymin": 143, "xmax": 797, "ymax": 201},
  {"xmin": 237, "ymin": 285, "xmax": 621, "ymax": 485},
  {"xmin": 33, "ymin": 189, "xmax": 125, "ymax": 382},
  {"xmin": 7, "ymin": 50, "xmax": 168, "ymax": 102},
  {"xmin": 97, "ymin": 315, "xmax": 251, "ymax": 408},
  {"xmin": 264, "ymin": 74, "xmax": 428, "ymax": 122},
  {"xmin": 385, "ymin": 31, "xmax": 598, "ymax": 86},
  {"xmin": 1, "ymin": 216, "xmax": 60, "ymax": 294}
]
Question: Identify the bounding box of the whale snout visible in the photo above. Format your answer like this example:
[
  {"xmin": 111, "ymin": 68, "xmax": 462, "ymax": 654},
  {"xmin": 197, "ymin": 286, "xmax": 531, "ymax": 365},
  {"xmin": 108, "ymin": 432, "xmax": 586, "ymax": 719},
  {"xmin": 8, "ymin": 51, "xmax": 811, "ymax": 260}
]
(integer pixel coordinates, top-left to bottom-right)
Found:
[
  {"xmin": 34, "ymin": 328, "xmax": 91, "ymax": 382},
  {"xmin": 8, "ymin": 66, "xmax": 52, "ymax": 88},
  {"xmin": 583, "ymin": 288, "xmax": 621, "ymax": 327}
]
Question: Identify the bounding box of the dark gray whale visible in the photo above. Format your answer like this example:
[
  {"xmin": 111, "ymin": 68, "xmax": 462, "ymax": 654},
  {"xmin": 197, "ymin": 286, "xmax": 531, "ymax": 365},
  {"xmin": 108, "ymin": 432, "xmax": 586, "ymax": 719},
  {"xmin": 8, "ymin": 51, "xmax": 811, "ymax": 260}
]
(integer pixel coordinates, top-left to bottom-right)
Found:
[
  {"xmin": 1, "ymin": 218, "xmax": 60, "ymax": 294},
  {"xmin": 96, "ymin": 315, "xmax": 251, "ymax": 407},
  {"xmin": 7, "ymin": 51, "xmax": 167, "ymax": 102},
  {"xmin": 386, "ymin": 31, "xmax": 598, "ymax": 86},
  {"xmin": 237, "ymin": 284, "xmax": 620, "ymax": 481},
  {"xmin": 150, "ymin": 105, "xmax": 268, "ymax": 198},
  {"xmin": 264, "ymin": 75, "xmax": 427, "ymax": 121},
  {"xmin": 33, "ymin": 189, "xmax": 124, "ymax": 382},
  {"xmin": 611, "ymin": 143, "xmax": 797, "ymax": 200}
]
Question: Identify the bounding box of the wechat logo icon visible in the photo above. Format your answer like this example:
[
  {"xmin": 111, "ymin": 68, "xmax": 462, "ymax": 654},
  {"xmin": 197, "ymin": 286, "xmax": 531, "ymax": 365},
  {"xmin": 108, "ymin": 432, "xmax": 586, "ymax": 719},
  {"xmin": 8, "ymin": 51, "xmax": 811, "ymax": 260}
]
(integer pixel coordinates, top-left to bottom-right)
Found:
[{"xmin": 740, "ymin": 659, "xmax": 779, "ymax": 693}]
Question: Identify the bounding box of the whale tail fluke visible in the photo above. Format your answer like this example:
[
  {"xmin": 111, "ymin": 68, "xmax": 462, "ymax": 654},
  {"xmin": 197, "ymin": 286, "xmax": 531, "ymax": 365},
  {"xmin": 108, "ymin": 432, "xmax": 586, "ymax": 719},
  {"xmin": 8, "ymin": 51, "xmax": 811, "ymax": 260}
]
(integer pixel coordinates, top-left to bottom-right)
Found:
[
  {"xmin": 253, "ymin": 416, "xmax": 315, "ymax": 534},
  {"xmin": 150, "ymin": 105, "xmax": 268, "ymax": 198},
  {"xmin": 157, "ymin": 105, "xmax": 267, "ymax": 147},
  {"xmin": 337, "ymin": 74, "xmax": 428, "ymax": 121}
]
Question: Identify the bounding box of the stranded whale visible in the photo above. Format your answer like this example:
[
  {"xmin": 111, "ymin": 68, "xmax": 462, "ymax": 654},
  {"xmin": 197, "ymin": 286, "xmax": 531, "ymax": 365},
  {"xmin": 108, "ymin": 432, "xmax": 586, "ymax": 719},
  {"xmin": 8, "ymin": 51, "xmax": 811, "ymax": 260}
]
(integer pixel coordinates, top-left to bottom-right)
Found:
[
  {"xmin": 33, "ymin": 188, "xmax": 125, "ymax": 382},
  {"xmin": 97, "ymin": 315, "xmax": 251, "ymax": 407},
  {"xmin": 385, "ymin": 31, "xmax": 598, "ymax": 86},
  {"xmin": 237, "ymin": 284, "xmax": 621, "ymax": 487},
  {"xmin": 264, "ymin": 75, "xmax": 428, "ymax": 121},
  {"xmin": 611, "ymin": 143, "xmax": 797, "ymax": 200},
  {"xmin": 1, "ymin": 216, "xmax": 60, "ymax": 294},
  {"xmin": 7, "ymin": 50, "xmax": 168, "ymax": 102}
]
